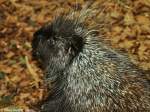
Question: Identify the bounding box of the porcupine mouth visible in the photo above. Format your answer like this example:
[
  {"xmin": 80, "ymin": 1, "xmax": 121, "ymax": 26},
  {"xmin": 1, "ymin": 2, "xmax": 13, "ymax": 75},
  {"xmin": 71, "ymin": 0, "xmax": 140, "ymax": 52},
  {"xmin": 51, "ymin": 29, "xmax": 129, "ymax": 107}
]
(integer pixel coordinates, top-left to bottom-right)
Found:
[{"xmin": 32, "ymin": 50, "xmax": 46, "ymax": 70}]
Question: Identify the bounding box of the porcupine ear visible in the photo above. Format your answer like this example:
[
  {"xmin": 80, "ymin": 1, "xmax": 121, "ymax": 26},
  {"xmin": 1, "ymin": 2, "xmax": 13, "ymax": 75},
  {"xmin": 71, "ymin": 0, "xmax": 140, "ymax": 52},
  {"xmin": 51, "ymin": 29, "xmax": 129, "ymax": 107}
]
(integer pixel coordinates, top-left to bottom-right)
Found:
[{"xmin": 69, "ymin": 34, "xmax": 84, "ymax": 57}]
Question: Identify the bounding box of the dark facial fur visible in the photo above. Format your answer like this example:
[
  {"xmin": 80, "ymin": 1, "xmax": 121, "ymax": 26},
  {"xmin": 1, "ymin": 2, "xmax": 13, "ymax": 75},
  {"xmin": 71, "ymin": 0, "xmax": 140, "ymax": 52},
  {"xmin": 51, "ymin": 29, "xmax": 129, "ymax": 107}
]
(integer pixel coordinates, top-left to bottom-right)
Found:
[
  {"xmin": 32, "ymin": 17, "xmax": 84, "ymax": 71},
  {"xmin": 32, "ymin": 12, "xmax": 150, "ymax": 112}
]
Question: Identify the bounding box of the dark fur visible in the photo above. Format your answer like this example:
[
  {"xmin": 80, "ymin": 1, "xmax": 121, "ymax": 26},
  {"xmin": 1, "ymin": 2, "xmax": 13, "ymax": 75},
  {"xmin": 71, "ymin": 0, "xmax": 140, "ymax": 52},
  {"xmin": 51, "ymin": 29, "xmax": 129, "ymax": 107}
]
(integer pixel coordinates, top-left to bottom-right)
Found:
[{"xmin": 32, "ymin": 15, "xmax": 150, "ymax": 112}]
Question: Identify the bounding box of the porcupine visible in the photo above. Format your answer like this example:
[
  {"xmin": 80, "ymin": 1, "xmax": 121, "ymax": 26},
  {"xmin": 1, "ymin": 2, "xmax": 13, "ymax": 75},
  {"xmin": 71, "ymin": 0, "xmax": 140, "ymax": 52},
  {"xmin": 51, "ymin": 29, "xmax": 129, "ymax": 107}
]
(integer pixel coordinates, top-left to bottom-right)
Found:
[{"xmin": 32, "ymin": 6, "xmax": 150, "ymax": 112}]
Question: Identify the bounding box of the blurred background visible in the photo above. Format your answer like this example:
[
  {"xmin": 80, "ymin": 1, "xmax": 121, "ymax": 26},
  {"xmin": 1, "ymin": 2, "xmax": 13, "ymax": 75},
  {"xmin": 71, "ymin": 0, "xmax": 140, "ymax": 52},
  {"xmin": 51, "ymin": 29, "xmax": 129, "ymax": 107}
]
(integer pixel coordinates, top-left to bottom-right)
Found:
[{"xmin": 0, "ymin": 0, "xmax": 150, "ymax": 111}]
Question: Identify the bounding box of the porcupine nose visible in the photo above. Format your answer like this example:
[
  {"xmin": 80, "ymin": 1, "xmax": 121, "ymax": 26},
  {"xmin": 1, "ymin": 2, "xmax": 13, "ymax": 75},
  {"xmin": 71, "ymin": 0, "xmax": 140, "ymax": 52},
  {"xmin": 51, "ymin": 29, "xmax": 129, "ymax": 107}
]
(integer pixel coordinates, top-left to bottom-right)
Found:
[{"xmin": 32, "ymin": 31, "xmax": 44, "ymax": 59}]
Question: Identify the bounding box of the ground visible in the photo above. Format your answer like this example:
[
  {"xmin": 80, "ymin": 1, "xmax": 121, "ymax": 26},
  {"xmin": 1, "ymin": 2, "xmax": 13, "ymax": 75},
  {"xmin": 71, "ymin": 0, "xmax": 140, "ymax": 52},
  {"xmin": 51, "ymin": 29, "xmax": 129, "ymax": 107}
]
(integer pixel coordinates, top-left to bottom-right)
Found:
[{"xmin": 0, "ymin": 0, "xmax": 150, "ymax": 111}]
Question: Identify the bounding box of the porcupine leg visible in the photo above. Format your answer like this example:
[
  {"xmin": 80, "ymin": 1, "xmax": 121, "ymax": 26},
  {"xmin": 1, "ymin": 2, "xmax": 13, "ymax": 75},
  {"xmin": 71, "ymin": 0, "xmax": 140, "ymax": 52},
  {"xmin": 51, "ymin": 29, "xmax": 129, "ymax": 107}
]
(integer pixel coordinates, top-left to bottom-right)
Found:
[
  {"xmin": 40, "ymin": 77, "xmax": 72, "ymax": 112},
  {"xmin": 40, "ymin": 94, "xmax": 64, "ymax": 112}
]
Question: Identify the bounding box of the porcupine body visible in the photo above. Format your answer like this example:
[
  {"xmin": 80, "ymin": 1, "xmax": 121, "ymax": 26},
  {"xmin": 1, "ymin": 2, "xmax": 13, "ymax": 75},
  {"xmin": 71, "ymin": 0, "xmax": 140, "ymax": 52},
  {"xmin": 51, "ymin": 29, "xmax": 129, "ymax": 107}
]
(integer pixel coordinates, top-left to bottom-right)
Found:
[{"xmin": 32, "ymin": 8, "xmax": 150, "ymax": 112}]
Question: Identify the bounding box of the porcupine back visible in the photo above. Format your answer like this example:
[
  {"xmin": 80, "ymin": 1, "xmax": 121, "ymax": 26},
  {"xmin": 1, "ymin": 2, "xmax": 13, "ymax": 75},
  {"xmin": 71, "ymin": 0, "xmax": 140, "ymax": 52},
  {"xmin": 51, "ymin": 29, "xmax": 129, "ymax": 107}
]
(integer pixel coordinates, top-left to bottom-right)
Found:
[
  {"xmin": 32, "ymin": 4, "xmax": 150, "ymax": 112},
  {"xmin": 64, "ymin": 35, "xmax": 150, "ymax": 112}
]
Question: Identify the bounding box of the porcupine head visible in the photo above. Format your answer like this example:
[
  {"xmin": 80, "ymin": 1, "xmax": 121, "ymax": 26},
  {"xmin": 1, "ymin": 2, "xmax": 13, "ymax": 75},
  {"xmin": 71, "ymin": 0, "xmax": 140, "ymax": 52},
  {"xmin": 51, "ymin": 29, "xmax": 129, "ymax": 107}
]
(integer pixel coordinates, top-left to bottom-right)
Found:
[{"xmin": 32, "ymin": 6, "xmax": 96, "ymax": 80}]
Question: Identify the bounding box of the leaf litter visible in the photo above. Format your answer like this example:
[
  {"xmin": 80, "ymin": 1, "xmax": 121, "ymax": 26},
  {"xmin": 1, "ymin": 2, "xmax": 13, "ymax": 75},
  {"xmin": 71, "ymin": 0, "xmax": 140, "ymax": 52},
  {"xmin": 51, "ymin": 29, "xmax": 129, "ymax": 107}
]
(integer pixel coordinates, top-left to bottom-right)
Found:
[{"xmin": 0, "ymin": 0, "xmax": 149, "ymax": 111}]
